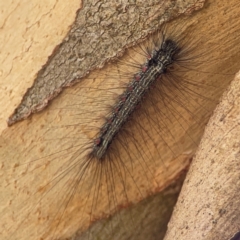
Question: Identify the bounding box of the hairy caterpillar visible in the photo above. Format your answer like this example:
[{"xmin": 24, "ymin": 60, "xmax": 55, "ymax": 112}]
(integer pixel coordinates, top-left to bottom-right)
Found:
[{"xmin": 1, "ymin": 0, "xmax": 240, "ymax": 239}]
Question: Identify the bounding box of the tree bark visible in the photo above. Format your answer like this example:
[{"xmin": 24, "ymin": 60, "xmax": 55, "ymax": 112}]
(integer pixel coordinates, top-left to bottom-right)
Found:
[{"xmin": 0, "ymin": 0, "xmax": 240, "ymax": 240}]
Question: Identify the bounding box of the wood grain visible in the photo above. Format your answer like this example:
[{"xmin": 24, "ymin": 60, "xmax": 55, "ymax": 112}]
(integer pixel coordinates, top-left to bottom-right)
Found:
[
  {"xmin": 0, "ymin": 0, "xmax": 81, "ymax": 133},
  {"xmin": 0, "ymin": 0, "xmax": 240, "ymax": 239}
]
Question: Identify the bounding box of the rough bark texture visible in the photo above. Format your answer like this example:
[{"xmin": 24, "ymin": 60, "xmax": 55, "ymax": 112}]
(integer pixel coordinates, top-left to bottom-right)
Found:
[
  {"xmin": 164, "ymin": 71, "xmax": 240, "ymax": 240},
  {"xmin": 0, "ymin": 0, "xmax": 240, "ymax": 240},
  {"xmin": 0, "ymin": 0, "xmax": 81, "ymax": 132},
  {"xmin": 6, "ymin": 0, "xmax": 204, "ymax": 127}
]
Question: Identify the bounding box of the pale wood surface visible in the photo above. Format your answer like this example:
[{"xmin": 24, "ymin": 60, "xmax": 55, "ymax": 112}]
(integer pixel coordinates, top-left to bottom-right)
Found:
[
  {"xmin": 0, "ymin": 0, "xmax": 81, "ymax": 133},
  {"xmin": 5, "ymin": 0, "xmax": 204, "ymax": 127},
  {"xmin": 0, "ymin": 0, "xmax": 240, "ymax": 240}
]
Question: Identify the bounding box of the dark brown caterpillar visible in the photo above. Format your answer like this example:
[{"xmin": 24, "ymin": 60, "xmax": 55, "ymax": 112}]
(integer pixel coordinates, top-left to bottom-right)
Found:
[
  {"xmin": 91, "ymin": 39, "xmax": 179, "ymax": 160},
  {"xmin": 1, "ymin": 2, "xmax": 240, "ymax": 239}
]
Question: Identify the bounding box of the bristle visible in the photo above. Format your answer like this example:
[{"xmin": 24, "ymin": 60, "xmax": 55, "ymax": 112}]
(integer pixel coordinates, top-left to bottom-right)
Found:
[{"xmin": 1, "ymin": 4, "xmax": 240, "ymax": 239}]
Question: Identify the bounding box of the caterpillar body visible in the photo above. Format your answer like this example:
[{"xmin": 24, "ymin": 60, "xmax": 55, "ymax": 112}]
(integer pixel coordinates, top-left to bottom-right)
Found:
[{"xmin": 1, "ymin": 1, "xmax": 240, "ymax": 239}]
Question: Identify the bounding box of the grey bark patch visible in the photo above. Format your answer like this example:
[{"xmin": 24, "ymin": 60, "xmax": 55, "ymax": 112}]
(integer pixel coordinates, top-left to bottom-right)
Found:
[{"xmin": 7, "ymin": 0, "xmax": 205, "ymax": 126}]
